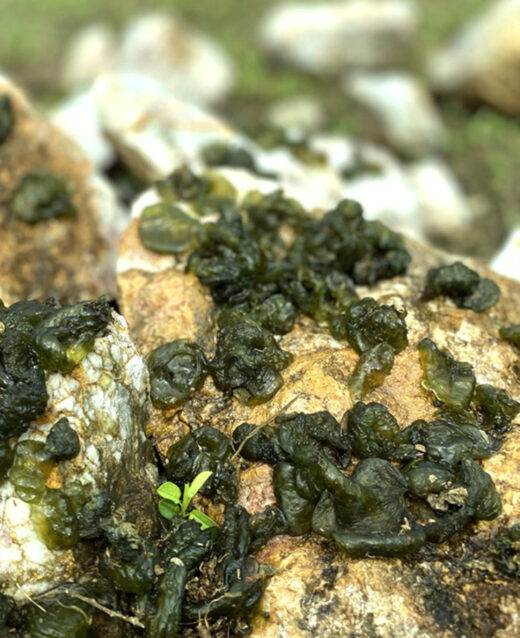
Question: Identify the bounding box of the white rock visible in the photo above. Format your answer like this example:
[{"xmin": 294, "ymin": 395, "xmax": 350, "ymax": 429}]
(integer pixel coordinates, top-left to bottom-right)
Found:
[
  {"xmin": 117, "ymin": 12, "xmax": 235, "ymax": 105},
  {"xmin": 428, "ymin": 0, "xmax": 520, "ymax": 115},
  {"xmin": 51, "ymin": 90, "xmax": 115, "ymax": 170},
  {"xmin": 267, "ymin": 95, "xmax": 325, "ymax": 132},
  {"xmin": 0, "ymin": 311, "xmax": 155, "ymax": 599},
  {"xmin": 61, "ymin": 24, "xmax": 117, "ymax": 90},
  {"xmin": 260, "ymin": 0, "xmax": 417, "ymax": 74},
  {"xmin": 94, "ymin": 73, "xmax": 240, "ymax": 181},
  {"xmin": 491, "ymin": 228, "xmax": 520, "ymax": 282},
  {"xmin": 407, "ymin": 159, "xmax": 474, "ymax": 239},
  {"xmin": 343, "ymin": 71, "xmax": 446, "ymax": 155}
]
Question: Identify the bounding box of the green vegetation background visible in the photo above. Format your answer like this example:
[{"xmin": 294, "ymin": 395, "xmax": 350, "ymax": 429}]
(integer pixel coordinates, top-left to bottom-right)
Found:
[{"xmin": 1, "ymin": 0, "xmax": 518, "ymax": 255}]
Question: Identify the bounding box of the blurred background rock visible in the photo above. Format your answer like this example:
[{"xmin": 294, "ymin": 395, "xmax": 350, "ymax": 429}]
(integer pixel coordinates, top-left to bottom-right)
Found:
[{"xmin": 0, "ymin": 0, "xmax": 518, "ymax": 275}]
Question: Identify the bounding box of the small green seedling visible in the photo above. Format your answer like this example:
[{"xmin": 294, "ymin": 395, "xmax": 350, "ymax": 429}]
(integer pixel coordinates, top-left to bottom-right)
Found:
[{"xmin": 157, "ymin": 471, "xmax": 219, "ymax": 530}]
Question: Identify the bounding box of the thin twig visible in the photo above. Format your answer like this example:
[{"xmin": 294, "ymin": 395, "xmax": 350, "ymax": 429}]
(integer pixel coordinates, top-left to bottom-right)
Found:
[{"xmin": 16, "ymin": 584, "xmax": 47, "ymax": 613}]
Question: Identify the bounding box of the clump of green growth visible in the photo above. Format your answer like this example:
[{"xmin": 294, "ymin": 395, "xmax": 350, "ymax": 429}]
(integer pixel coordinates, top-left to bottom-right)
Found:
[
  {"xmin": 138, "ymin": 202, "xmax": 203, "ymax": 254},
  {"xmin": 491, "ymin": 524, "xmax": 520, "ymax": 581},
  {"xmin": 9, "ymin": 170, "xmax": 76, "ymax": 224},
  {"xmin": 211, "ymin": 321, "xmax": 292, "ymax": 405},
  {"xmin": 147, "ymin": 339, "xmax": 209, "ymax": 408},
  {"xmin": 201, "ymin": 141, "xmax": 258, "ymax": 173},
  {"xmin": 0, "ymin": 298, "xmax": 110, "ymax": 441},
  {"xmin": 8, "ymin": 439, "xmax": 53, "ymax": 502},
  {"xmin": 31, "ymin": 488, "xmax": 79, "ymax": 550},
  {"xmin": 422, "ymin": 261, "xmax": 500, "ymax": 312},
  {"xmin": 0, "ymin": 94, "xmax": 14, "ymax": 143},
  {"xmin": 331, "ymin": 297, "xmax": 407, "ymax": 400},
  {"xmin": 500, "ymin": 324, "xmax": 520, "ymax": 349},
  {"xmin": 26, "ymin": 585, "xmax": 93, "ymax": 637},
  {"xmin": 43, "ymin": 417, "xmax": 80, "ymax": 461},
  {"xmin": 474, "ymin": 384, "xmax": 520, "ymax": 436},
  {"xmin": 166, "ymin": 426, "xmax": 238, "ymax": 504},
  {"xmin": 157, "ymin": 471, "xmax": 219, "ymax": 530},
  {"xmin": 32, "ymin": 299, "xmax": 111, "ymax": 373},
  {"xmin": 418, "ymin": 338, "xmax": 475, "ymax": 410},
  {"xmin": 252, "ymin": 125, "xmax": 326, "ymax": 166}
]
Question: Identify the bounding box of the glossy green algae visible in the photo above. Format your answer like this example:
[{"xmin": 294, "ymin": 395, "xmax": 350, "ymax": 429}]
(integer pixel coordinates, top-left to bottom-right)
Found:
[
  {"xmin": 147, "ymin": 339, "xmax": 209, "ymax": 408},
  {"xmin": 0, "ymin": 93, "xmax": 14, "ymax": 143},
  {"xmin": 25, "ymin": 586, "xmax": 93, "ymax": 637},
  {"xmin": 138, "ymin": 203, "xmax": 203, "ymax": 254},
  {"xmin": 9, "ymin": 170, "xmax": 76, "ymax": 224},
  {"xmin": 422, "ymin": 261, "xmax": 500, "ymax": 312},
  {"xmin": 500, "ymin": 324, "xmax": 520, "ymax": 349}
]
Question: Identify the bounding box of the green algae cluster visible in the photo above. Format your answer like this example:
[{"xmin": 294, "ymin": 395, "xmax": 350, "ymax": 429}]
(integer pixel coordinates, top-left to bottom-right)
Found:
[
  {"xmin": 141, "ymin": 166, "xmax": 413, "ymax": 405},
  {"xmin": 422, "ymin": 261, "xmax": 500, "ymax": 312},
  {"xmin": 9, "ymin": 169, "xmax": 76, "ymax": 224}
]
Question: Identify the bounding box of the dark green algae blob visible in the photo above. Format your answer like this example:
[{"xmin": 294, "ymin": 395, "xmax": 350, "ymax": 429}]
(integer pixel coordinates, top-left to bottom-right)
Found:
[
  {"xmin": 9, "ymin": 170, "xmax": 76, "ymax": 224},
  {"xmin": 422, "ymin": 261, "xmax": 500, "ymax": 312}
]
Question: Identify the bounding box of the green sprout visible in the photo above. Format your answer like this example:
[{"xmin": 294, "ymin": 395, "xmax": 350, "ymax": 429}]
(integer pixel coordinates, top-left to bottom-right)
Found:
[{"xmin": 157, "ymin": 471, "xmax": 219, "ymax": 530}]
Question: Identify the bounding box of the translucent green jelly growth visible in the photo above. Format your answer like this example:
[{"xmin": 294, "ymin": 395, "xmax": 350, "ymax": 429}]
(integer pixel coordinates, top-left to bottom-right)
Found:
[
  {"xmin": 167, "ymin": 426, "xmax": 237, "ymax": 504},
  {"xmin": 8, "ymin": 440, "xmax": 53, "ymax": 503},
  {"xmin": 9, "ymin": 170, "xmax": 76, "ymax": 224},
  {"xmin": 348, "ymin": 343, "xmax": 395, "ymax": 401},
  {"xmin": 474, "ymin": 384, "xmax": 520, "ymax": 436},
  {"xmin": 331, "ymin": 297, "xmax": 408, "ymax": 354},
  {"xmin": 100, "ymin": 521, "xmax": 158, "ymax": 595},
  {"xmin": 0, "ymin": 330, "xmax": 48, "ymax": 440},
  {"xmin": 147, "ymin": 339, "xmax": 209, "ymax": 408},
  {"xmin": 32, "ymin": 488, "xmax": 79, "ymax": 549},
  {"xmin": 500, "ymin": 324, "xmax": 520, "ymax": 349},
  {"xmin": 138, "ymin": 202, "xmax": 203, "ymax": 253},
  {"xmin": 44, "ymin": 417, "xmax": 80, "ymax": 460},
  {"xmin": 418, "ymin": 338, "xmax": 475, "ymax": 410},
  {"xmin": 422, "ymin": 261, "xmax": 500, "ymax": 312},
  {"xmin": 32, "ymin": 299, "xmax": 110, "ymax": 373},
  {"xmin": 201, "ymin": 141, "xmax": 257, "ymax": 172},
  {"xmin": 0, "ymin": 94, "xmax": 14, "ymax": 143},
  {"xmin": 26, "ymin": 587, "xmax": 92, "ymax": 637},
  {"xmin": 211, "ymin": 321, "xmax": 292, "ymax": 405}
]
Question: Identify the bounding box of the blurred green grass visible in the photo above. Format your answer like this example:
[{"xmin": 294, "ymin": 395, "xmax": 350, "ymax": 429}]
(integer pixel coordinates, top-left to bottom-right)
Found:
[{"xmin": 0, "ymin": 0, "xmax": 518, "ymax": 253}]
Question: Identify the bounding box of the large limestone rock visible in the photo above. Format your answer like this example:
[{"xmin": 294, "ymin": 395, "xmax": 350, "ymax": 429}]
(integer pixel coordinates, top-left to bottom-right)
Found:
[
  {"xmin": 429, "ymin": 0, "xmax": 520, "ymax": 115},
  {"xmin": 0, "ymin": 310, "xmax": 156, "ymax": 600},
  {"xmin": 259, "ymin": 0, "xmax": 417, "ymax": 74},
  {"xmin": 0, "ymin": 75, "xmax": 124, "ymax": 304},
  {"xmin": 118, "ymin": 170, "xmax": 520, "ymax": 637},
  {"xmin": 342, "ymin": 71, "xmax": 446, "ymax": 156},
  {"xmin": 492, "ymin": 227, "xmax": 520, "ymax": 282},
  {"xmin": 61, "ymin": 24, "xmax": 117, "ymax": 90}
]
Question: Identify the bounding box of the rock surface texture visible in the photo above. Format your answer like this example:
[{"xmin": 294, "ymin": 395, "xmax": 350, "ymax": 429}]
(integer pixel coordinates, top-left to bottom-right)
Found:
[
  {"xmin": 118, "ymin": 170, "xmax": 520, "ymax": 637},
  {"xmin": 0, "ymin": 75, "xmax": 121, "ymax": 303}
]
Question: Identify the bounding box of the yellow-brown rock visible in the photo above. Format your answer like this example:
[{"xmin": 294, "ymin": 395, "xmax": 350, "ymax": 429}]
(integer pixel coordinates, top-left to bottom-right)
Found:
[
  {"xmin": 117, "ymin": 181, "xmax": 520, "ymax": 637},
  {"xmin": 0, "ymin": 75, "xmax": 117, "ymax": 304}
]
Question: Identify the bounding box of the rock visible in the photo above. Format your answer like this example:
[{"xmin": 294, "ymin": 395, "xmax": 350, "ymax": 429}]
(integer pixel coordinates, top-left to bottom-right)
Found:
[
  {"xmin": 117, "ymin": 12, "xmax": 235, "ymax": 105},
  {"xmin": 0, "ymin": 75, "xmax": 121, "ymax": 304},
  {"xmin": 51, "ymin": 90, "xmax": 115, "ymax": 170},
  {"xmin": 491, "ymin": 228, "xmax": 520, "ymax": 282},
  {"xmin": 267, "ymin": 95, "xmax": 325, "ymax": 132},
  {"xmin": 61, "ymin": 24, "xmax": 117, "ymax": 90},
  {"xmin": 407, "ymin": 158, "xmax": 475, "ymax": 240},
  {"xmin": 0, "ymin": 307, "xmax": 156, "ymax": 599},
  {"xmin": 428, "ymin": 0, "xmax": 520, "ymax": 115},
  {"xmin": 343, "ymin": 71, "xmax": 446, "ymax": 155},
  {"xmin": 118, "ymin": 165, "xmax": 520, "ymax": 636},
  {"xmin": 260, "ymin": 0, "xmax": 417, "ymax": 74}
]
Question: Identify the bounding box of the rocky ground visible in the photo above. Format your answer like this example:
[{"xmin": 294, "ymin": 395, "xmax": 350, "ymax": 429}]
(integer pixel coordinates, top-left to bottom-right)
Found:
[{"xmin": 0, "ymin": 1, "xmax": 519, "ymax": 636}]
